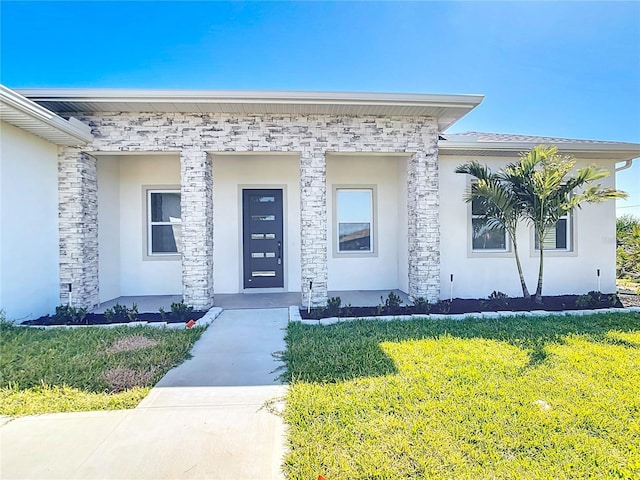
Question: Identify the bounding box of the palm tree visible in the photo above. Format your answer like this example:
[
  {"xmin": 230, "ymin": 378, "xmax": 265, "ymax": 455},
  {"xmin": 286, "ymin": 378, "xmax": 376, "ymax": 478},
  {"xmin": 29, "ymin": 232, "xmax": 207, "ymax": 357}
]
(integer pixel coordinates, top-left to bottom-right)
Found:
[
  {"xmin": 503, "ymin": 145, "xmax": 627, "ymax": 303},
  {"xmin": 455, "ymin": 161, "xmax": 531, "ymax": 298}
]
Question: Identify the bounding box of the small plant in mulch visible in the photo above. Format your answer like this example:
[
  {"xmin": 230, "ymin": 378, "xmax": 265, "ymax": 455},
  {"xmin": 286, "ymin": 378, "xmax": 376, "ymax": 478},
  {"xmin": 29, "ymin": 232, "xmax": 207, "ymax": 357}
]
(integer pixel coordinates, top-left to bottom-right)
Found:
[
  {"xmin": 325, "ymin": 296, "xmax": 342, "ymax": 317},
  {"xmin": 575, "ymin": 291, "xmax": 619, "ymax": 309},
  {"xmin": 104, "ymin": 303, "xmax": 139, "ymax": 323},
  {"xmin": 49, "ymin": 304, "xmax": 88, "ymax": 325},
  {"xmin": 376, "ymin": 291, "xmax": 404, "ymax": 315},
  {"xmin": 106, "ymin": 335, "xmax": 158, "ymax": 354},
  {"xmin": 482, "ymin": 291, "xmax": 510, "ymax": 311},
  {"xmin": 169, "ymin": 301, "xmax": 194, "ymax": 322},
  {"xmin": 411, "ymin": 296, "xmax": 430, "ymax": 314},
  {"xmin": 436, "ymin": 299, "xmax": 452, "ymax": 314}
]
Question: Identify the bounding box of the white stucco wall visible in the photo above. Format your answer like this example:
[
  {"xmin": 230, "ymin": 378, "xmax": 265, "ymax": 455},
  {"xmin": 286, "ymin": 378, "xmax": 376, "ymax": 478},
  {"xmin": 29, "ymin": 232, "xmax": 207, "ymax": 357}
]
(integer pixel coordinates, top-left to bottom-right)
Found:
[
  {"xmin": 439, "ymin": 154, "xmax": 619, "ymax": 299},
  {"xmin": 97, "ymin": 157, "xmax": 121, "ymax": 302},
  {"xmin": 0, "ymin": 121, "xmax": 60, "ymax": 320},
  {"xmin": 397, "ymin": 157, "xmax": 410, "ymax": 293},
  {"xmin": 97, "ymin": 154, "xmax": 182, "ymax": 300},
  {"xmin": 327, "ymin": 154, "xmax": 407, "ymax": 291},
  {"xmin": 212, "ymin": 154, "xmax": 301, "ymax": 293}
]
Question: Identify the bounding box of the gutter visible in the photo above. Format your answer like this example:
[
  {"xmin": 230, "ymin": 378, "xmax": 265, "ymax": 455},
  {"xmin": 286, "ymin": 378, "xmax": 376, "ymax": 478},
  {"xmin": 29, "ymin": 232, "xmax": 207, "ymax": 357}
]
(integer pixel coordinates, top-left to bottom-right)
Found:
[
  {"xmin": 615, "ymin": 159, "xmax": 635, "ymax": 172},
  {"xmin": 0, "ymin": 85, "xmax": 94, "ymax": 145},
  {"xmin": 15, "ymin": 88, "xmax": 485, "ymax": 109},
  {"xmin": 439, "ymin": 140, "xmax": 640, "ymax": 161}
]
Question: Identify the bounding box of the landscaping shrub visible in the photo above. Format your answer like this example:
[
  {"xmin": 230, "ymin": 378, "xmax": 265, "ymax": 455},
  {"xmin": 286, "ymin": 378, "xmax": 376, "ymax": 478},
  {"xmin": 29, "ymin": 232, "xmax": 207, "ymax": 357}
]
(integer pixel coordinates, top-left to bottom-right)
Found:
[
  {"xmin": 104, "ymin": 303, "xmax": 138, "ymax": 323},
  {"xmin": 411, "ymin": 296, "xmax": 430, "ymax": 314},
  {"xmin": 325, "ymin": 296, "xmax": 342, "ymax": 317},
  {"xmin": 376, "ymin": 291, "xmax": 404, "ymax": 315},
  {"xmin": 575, "ymin": 291, "xmax": 619, "ymax": 309},
  {"xmin": 51, "ymin": 304, "xmax": 88, "ymax": 325},
  {"xmin": 170, "ymin": 301, "xmax": 194, "ymax": 322},
  {"xmin": 617, "ymin": 214, "xmax": 640, "ymax": 283},
  {"xmin": 483, "ymin": 290, "xmax": 510, "ymax": 310}
]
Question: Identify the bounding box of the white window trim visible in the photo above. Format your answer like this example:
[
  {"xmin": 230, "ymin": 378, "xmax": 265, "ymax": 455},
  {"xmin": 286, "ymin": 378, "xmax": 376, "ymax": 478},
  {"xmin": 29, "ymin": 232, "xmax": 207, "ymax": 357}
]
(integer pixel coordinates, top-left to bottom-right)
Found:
[
  {"xmin": 332, "ymin": 185, "xmax": 378, "ymax": 258},
  {"xmin": 466, "ymin": 180, "xmax": 511, "ymax": 258},
  {"xmin": 530, "ymin": 210, "xmax": 578, "ymax": 257},
  {"xmin": 143, "ymin": 186, "xmax": 181, "ymax": 261}
]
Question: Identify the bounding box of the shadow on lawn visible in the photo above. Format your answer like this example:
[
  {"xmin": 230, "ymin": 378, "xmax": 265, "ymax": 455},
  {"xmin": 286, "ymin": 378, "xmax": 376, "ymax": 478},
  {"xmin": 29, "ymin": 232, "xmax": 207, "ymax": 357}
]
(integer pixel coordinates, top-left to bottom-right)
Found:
[{"xmin": 282, "ymin": 312, "xmax": 640, "ymax": 384}]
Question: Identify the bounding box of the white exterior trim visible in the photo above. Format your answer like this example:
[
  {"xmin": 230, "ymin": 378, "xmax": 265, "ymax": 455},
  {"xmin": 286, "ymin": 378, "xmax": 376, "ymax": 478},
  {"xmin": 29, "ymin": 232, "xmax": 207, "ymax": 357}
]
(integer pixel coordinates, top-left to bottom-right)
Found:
[
  {"xmin": 440, "ymin": 140, "xmax": 640, "ymax": 161},
  {"xmin": 16, "ymin": 88, "xmax": 483, "ymax": 132},
  {"xmin": 0, "ymin": 85, "xmax": 93, "ymax": 146}
]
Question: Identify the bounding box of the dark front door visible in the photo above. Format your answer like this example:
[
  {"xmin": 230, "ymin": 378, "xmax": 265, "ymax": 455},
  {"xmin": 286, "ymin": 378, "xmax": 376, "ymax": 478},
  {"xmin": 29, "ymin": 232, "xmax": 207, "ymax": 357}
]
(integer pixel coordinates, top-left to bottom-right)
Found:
[{"xmin": 242, "ymin": 189, "xmax": 284, "ymax": 288}]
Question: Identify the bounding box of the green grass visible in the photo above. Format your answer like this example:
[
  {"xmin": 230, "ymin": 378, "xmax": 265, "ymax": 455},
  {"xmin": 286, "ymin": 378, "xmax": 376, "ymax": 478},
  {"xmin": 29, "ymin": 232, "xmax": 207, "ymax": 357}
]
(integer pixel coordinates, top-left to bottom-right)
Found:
[
  {"xmin": 0, "ymin": 321, "xmax": 204, "ymax": 416},
  {"xmin": 282, "ymin": 313, "xmax": 640, "ymax": 479}
]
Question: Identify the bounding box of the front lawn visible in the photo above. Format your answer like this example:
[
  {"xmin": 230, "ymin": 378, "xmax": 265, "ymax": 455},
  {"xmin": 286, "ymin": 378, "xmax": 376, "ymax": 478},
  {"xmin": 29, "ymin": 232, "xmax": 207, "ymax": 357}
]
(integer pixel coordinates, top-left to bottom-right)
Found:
[
  {"xmin": 282, "ymin": 313, "xmax": 640, "ymax": 479},
  {"xmin": 0, "ymin": 321, "xmax": 204, "ymax": 416}
]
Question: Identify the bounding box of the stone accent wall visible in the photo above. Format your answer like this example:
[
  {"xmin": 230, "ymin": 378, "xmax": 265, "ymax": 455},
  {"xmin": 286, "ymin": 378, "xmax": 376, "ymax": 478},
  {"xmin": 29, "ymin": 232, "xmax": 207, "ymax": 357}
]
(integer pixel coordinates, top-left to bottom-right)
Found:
[
  {"xmin": 407, "ymin": 147, "xmax": 440, "ymax": 302},
  {"xmin": 300, "ymin": 150, "xmax": 328, "ymax": 306},
  {"xmin": 79, "ymin": 114, "xmax": 438, "ymax": 154},
  {"xmin": 61, "ymin": 112, "xmax": 440, "ymax": 307},
  {"xmin": 180, "ymin": 150, "xmax": 214, "ymax": 309},
  {"xmin": 58, "ymin": 147, "xmax": 99, "ymax": 308}
]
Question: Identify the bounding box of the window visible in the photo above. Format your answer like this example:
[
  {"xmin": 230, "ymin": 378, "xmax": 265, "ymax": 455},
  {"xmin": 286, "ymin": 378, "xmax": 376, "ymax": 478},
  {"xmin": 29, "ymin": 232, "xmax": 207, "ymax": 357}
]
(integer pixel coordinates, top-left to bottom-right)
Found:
[
  {"xmin": 535, "ymin": 213, "xmax": 571, "ymax": 251},
  {"xmin": 471, "ymin": 197, "xmax": 507, "ymax": 251},
  {"xmin": 147, "ymin": 190, "xmax": 181, "ymax": 255},
  {"xmin": 336, "ymin": 188, "xmax": 374, "ymax": 253}
]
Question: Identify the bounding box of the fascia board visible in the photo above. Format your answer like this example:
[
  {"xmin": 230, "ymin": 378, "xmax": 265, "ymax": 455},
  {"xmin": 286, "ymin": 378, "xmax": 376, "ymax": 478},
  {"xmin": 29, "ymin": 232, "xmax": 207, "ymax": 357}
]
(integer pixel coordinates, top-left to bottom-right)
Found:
[
  {"xmin": 1, "ymin": 85, "xmax": 93, "ymax": 145},
  {"xmin": 439, "ymin": 141, "xmax": 640, "ymax": 161},
  {"xmin": 16, "ymin": 88, "xmax": 485, "ymax": 109}
]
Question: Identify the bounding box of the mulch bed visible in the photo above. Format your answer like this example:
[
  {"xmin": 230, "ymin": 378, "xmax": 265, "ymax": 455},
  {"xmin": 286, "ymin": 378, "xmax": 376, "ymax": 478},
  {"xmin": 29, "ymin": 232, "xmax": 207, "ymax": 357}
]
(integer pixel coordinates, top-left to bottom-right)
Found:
[
  {"xmin": 24, "ymin": 310, "xmax": 207, "ymax": 326},
  {"xmin": 300, "ymin": 293, "xmax": 633, "ymax": 320}
]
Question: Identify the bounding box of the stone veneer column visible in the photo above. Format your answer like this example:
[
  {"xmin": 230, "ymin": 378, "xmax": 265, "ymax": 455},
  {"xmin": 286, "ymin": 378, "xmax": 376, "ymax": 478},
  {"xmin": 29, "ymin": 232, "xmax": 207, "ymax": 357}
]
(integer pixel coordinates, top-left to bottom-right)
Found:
[
  {"xmin": 300, "ymin": 150, "xmax": 328, "ymax": 307},
  {"xmin": 180, "ymin": 150, "xmax": 214, "ymax": 309},
  {"xmin": 58, "ymin": 148, "xmax": 99, "ymax": 309},
  {"xmin": 407, "ymin": 146, "xmax": 440, "ymax": 302}
]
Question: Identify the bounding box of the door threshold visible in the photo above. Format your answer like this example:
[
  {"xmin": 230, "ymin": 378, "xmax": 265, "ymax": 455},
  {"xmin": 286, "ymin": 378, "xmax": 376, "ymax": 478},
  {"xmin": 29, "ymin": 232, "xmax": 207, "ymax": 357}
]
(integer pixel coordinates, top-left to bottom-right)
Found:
[{"xmin": 242, "ymin": 288, "xmax": 287, "ymax": 294}]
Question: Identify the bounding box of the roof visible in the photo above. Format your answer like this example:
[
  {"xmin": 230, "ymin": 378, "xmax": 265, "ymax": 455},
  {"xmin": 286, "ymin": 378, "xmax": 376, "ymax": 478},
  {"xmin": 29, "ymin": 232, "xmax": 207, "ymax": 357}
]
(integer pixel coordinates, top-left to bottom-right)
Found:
[
  {"xmin": 0, "ymin": 85, "xmax": 93, "ymax": 146},
  {"xmin": 15, "ymin": 88, "xmax": 484, "ymax": 132},
  {"xmin": 440, "ymin": 131, "xmax": 640, "ymax": 161}
]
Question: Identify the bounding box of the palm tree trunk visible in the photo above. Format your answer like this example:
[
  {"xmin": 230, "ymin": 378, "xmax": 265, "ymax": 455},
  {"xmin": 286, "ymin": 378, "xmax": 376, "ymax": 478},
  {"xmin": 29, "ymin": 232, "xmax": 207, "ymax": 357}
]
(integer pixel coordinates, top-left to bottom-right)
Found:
[
  {"xmin": 512, "ymin": 238, "xmax": 530, "ymax": 298},
  {"xmin": 535, "ymin": 244, "xmax": 544, "ymax": 303}
]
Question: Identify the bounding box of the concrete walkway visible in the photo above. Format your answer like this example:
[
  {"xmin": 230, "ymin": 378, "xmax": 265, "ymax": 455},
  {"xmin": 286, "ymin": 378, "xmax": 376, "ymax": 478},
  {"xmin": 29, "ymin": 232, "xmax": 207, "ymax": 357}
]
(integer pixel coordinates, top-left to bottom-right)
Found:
[{"xmin": 0, "ymin": 308, "xmax": 289, "ymax": 480}]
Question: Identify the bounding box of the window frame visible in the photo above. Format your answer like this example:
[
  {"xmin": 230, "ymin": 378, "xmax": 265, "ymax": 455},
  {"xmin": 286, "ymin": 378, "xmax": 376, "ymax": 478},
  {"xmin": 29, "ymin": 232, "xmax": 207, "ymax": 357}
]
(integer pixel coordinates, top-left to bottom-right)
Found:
[
  {"xmin": 144, "ymin": 187, "xmax": 182, "ymax": 260},
  {"xmin": 332, "ymin": 185, "xmax": 377, "ymax": 258},
  {"xmin": 531, "ymin": 210, "xmax": 577, "ymax": 257},
  {"xmin": 466, "ymin": 181, "xmax": 511, "ymax": 257}
]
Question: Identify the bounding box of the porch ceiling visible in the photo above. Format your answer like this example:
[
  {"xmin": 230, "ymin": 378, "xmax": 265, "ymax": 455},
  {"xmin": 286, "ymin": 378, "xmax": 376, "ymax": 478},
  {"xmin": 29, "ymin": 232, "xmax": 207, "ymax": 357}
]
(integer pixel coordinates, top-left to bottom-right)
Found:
[{"xmin": 16, "ymin": 88, "xmax": 484, "ymax": 132}]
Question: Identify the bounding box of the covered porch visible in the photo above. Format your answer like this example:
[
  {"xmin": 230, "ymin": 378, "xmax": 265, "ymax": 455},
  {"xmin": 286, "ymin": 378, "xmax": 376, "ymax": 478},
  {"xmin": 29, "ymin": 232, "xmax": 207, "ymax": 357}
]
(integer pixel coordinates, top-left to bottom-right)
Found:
[{"xmin": 90, "ymin": 290, "xmax": 411, "ymax": 313}]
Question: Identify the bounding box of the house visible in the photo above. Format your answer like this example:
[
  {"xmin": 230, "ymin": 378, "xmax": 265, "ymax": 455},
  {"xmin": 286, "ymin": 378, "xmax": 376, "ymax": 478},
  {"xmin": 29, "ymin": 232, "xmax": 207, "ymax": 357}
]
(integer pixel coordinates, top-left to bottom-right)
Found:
[
  {"xmin": 0, "ymin": 86, "xmax": 93, "ymax": 321},
  {"xmin": 1, "ymin": 84, "xmax": 638, "ymax": 319}
]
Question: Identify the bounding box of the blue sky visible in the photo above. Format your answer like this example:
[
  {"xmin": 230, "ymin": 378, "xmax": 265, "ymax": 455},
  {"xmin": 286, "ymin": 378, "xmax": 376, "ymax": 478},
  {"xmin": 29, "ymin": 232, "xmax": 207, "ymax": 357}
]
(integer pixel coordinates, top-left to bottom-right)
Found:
[{"xmin": 1, "ymin": 1, "xmax": 639, "ymax": 214}]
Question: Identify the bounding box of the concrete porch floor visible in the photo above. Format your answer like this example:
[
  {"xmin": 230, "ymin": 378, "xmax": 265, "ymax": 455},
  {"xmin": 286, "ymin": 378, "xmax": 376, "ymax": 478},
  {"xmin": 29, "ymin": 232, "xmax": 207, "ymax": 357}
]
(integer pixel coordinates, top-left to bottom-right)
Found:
[
  {"xmin": 91, "ymin": 289, "xmax": 410, "ymax": 313},
  {"xmin": 92, "ymin": 295, "xmax": 183, "ymax": 313}
]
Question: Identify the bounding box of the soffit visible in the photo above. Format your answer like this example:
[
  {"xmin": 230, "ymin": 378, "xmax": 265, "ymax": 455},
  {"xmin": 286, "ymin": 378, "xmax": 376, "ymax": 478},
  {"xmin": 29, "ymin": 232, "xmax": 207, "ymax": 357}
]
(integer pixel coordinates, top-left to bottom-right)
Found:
[
  {"xmin": 0, "ymin": 86, "xmax": 93, "ymax": 146},
  {"xmin": 16, "ymin": 89, "xmax": 484, "ymax": 132},
  {"xmin": 439, "ymin": 135, "xmax": 640, "ymax": 162}
]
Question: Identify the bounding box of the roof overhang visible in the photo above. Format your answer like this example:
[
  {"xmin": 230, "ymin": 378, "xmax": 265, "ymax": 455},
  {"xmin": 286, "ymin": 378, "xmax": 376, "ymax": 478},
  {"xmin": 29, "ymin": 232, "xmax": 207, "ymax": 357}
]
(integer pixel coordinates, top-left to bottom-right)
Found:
[
  {"xmin": 16, "ymin": 88, "xmax": 484, "ymax": 132},
  {"xmin": 0, "ymin": 85, "xmax": 93, "ymax": 146},
  {"xmin": 439, "ymin": 139, "xmax": 640, "ymax": 162}
]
